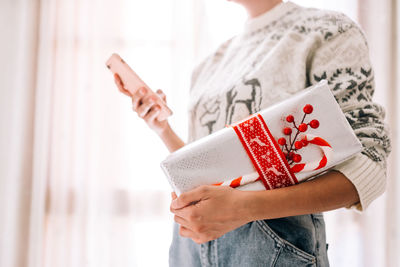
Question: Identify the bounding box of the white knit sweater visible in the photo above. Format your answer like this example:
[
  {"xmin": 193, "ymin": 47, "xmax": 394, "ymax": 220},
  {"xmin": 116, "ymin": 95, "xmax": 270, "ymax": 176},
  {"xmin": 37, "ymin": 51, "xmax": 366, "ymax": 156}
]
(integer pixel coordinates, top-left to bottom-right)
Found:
[{"xmin": 187, "ymin": 1, "xmax": 391, "ymax": 211}]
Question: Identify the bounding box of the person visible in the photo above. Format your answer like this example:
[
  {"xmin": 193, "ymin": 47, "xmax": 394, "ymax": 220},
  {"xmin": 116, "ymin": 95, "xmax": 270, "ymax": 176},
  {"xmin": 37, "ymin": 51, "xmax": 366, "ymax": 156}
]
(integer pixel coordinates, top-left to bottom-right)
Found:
[{"xmin": 114, "ymin": 0, "xmax": 391, "ymax": 266}]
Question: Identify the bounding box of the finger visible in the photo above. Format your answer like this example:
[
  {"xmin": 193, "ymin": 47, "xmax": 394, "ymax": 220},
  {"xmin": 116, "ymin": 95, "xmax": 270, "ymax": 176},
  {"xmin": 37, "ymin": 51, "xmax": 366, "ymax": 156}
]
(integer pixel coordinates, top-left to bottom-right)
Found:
[
  {"xmin": 114, "ymin": 74, "xmax": 131, "ymax": 96},
  {"xmin": 113, "ymin": 74, "xmax": 125, "ymax": 90},
  {"xmin": 114, "ymin": 73, "xmax": 122, "ymax": 84},
  {"xmin": 143, "ymin": 105, "xmax": 160, "ymax": 122},
  {"xmin": 170, "ymin": 204, "xmax": 195, "ymax": 219},
  {"xmin": 174, "ymin": 215, "xmax": 191, "ymax": 229},
  {"xmin": 131, "ymin": 87, "xmax": 147, "ymax": 111},
  {"xmin": 171, "ymin": 185, "xmax": 210, "ymax": 210},
  {"xmin": 179, "ymin": 225, "xmax": 198, "ymax": 240},
  {"xmin": 156, "ymin": 89, "xmax": 167, "ymax": 102},
  {"xmin": 171, "ymin": 192, "xmax": 177, "ymax": 200},
  {"xmin": 136, "ymin": 95, "xmax": 157, "ymax": 118}
]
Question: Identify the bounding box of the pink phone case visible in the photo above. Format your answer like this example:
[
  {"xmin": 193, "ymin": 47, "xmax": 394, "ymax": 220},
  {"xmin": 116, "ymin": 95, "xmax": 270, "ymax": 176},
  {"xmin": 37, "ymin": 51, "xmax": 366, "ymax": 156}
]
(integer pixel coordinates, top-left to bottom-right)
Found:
[{"xmin": 106, "ymin": 53, "xmax": 172, "ymax": 121}]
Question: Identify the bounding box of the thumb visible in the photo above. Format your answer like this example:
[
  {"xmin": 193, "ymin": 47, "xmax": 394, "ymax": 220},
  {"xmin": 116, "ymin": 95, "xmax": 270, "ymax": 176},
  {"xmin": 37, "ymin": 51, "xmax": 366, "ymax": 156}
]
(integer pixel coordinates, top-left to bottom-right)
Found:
[
  {"xmin": 171, "ymin": 186, "xmax": 208, "ymax": 210},
  {"xmin": 156, "ymin": 89, "xmax": 167, "ymax": 102},
  {"xmin": 171, "ymin": 192, "xmax": 177, "ymax": 200}
]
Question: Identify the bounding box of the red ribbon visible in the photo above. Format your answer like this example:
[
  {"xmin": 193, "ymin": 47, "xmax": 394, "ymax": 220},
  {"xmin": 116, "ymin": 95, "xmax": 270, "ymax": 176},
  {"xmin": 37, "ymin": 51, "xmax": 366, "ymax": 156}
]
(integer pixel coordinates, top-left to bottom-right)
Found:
[{"xmin": 230, "ymin": 114, "xmax": 298, "ymax": 190}]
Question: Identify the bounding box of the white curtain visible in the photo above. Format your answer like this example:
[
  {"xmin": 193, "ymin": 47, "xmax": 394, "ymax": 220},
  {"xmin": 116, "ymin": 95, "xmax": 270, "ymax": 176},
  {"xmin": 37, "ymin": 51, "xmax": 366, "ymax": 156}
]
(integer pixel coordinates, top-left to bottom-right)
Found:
[
  {"xmin": 1, "ymin": 0, "xmax": 198, "ymax": 266},
  {"xmin": 0, "ymin": 0, "xmax": 398, "ymax": 267}
]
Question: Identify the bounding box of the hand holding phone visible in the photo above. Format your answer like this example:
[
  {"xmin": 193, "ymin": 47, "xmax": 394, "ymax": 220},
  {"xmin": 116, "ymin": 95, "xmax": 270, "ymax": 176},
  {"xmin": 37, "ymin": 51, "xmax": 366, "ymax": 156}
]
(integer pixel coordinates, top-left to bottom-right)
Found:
[{"xmin": 106, "ymin": 53, "xmax": 172, "ymax": 121}]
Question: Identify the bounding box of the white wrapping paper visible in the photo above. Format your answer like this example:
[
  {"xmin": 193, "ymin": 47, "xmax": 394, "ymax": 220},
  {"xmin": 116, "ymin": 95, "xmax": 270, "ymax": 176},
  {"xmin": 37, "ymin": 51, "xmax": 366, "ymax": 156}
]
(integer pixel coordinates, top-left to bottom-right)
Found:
[{"xmin": 161, "ymin": 80, "xmax": 362, "ymax": 195}]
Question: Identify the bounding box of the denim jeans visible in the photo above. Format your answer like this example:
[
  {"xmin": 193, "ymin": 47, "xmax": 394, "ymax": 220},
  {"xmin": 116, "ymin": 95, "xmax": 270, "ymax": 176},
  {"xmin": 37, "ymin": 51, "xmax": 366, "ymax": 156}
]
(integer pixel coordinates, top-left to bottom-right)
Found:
[{"xmin": 169, "ymin": 213, "xmax": 329, "ymax": 266}]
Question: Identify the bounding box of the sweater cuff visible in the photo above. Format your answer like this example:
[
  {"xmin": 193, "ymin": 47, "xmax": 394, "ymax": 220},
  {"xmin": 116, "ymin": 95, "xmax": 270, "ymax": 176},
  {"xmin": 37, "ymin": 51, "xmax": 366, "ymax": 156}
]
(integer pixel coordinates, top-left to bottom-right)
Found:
[{"xmin": 332, "ymin": 153, "xmax": 386, "ymax": 211}]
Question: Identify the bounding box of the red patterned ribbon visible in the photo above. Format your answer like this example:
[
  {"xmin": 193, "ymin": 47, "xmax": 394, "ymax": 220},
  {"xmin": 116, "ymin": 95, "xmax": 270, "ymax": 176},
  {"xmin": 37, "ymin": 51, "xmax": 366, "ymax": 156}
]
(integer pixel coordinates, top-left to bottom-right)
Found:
[{"xmin": 230, "ymin": 114, "xmax": 298, "ymax": 190}]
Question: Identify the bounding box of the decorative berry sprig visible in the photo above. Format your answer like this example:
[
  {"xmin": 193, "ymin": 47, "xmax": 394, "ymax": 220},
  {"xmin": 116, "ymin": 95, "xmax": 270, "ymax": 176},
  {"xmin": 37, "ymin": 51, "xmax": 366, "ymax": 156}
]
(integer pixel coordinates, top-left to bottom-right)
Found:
[{"xmin": 277, "ymin": 104, "xmax": 320, "ymax": 164}]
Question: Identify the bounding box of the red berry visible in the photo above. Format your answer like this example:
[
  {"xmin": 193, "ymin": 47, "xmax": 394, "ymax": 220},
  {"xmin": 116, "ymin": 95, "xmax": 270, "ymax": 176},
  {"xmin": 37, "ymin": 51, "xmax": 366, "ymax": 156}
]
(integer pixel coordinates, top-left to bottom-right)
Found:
[
  {"xmin": 293, "ymin": 154, "xmax": 302, "ymax": 163},
  {"xmin": 278, "ymin": 138, "xmax": 286, "ymax": 145},
  {"xmin": 310, "ymin": 119, "xmax": 320, "ymax": 129},
  {"xmin": 288, "ymin": 152, "xmax": 295, "ymax": 159},
  {"xmin": 283, "ymin": 127, "xmax": 292, "ymax": 135},
  {"xmin": 298, "ymin": 123, "xmax": 308, "ymax": 132},
  {"xmin": 294, "ymin": 141, "xmax": 303, "ymax": 150},
  {"xmin": 286, "ymin": 115, "xmax": 294, "ymax": 123},
  {"xmin": 301, "ymin": 139, "xmax": 308, "ymax": 146},
  {"xmin": 303, "ymin": 104, "xmax": 313, "ymax": 114}
]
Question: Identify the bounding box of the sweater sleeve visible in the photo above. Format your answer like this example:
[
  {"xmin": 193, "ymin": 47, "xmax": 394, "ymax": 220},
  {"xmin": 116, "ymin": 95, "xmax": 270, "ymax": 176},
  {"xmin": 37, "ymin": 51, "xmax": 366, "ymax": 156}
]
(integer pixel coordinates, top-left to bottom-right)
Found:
[{"xmin": 308, "ymin": 22, "xmax": 391, "ymax": 211}]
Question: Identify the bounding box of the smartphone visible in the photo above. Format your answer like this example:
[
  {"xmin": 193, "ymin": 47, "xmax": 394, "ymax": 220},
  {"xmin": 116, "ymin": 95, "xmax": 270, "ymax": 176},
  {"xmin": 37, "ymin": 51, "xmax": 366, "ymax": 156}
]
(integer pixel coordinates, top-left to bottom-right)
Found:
[{"xmin": 106, "ymin": 53, "xmax": 172, "ymax": 121}]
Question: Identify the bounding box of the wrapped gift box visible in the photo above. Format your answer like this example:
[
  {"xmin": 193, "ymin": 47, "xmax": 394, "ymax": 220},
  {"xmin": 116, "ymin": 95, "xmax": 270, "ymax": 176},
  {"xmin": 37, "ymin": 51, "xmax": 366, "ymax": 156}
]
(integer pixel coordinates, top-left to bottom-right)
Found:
[{"xmin": 160, "ymin": 80, "xmax": 362, "ymax": 195}]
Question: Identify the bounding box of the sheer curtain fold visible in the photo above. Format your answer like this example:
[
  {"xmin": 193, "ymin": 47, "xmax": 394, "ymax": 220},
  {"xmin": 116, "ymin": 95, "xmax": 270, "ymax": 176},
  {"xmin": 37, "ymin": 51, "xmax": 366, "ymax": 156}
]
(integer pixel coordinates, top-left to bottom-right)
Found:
[{"xmin": 0, "ymin": 1, "xmax": 40, "ymax": 267}]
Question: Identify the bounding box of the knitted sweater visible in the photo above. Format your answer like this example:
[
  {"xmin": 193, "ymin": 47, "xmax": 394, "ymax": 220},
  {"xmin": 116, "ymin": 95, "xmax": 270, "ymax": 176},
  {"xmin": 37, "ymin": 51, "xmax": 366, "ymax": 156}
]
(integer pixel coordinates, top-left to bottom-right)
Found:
[{"xmin": 187, "ymin": 1, "xmax": 391, "ymax": 211}]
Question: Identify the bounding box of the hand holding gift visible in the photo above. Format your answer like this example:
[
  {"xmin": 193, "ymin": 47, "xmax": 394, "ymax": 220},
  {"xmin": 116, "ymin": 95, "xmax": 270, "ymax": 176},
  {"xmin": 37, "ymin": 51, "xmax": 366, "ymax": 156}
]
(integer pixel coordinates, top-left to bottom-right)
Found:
[{"xmin": 170, "ymin": 186, "xmax": 251, "ymax": 244}]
